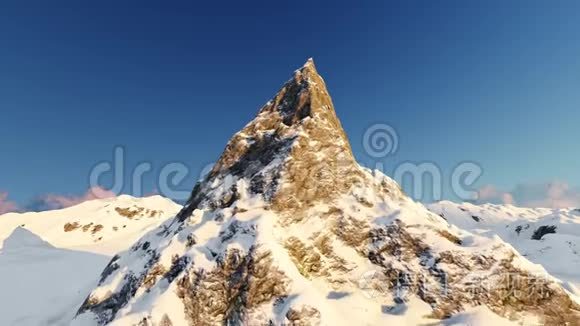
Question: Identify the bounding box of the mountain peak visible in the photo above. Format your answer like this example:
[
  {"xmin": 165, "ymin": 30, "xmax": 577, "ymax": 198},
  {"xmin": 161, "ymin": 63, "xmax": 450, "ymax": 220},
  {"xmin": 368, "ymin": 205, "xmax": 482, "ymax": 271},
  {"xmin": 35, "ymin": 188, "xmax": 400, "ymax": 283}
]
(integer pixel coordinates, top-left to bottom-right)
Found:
[
  {"xmin": 191, "ymin": 60, "xmax": 366, "ymax": 214},
  {"xmin": 295, "ymin": 57, "xmax": 320, "ymax": 82},
  {"xmin": 300, "ymin": 57, "xmax": 316, "ymax": 71},
  {"xmin": 257, "ymin": 57, "xmax": 337, "ymax": 128}
]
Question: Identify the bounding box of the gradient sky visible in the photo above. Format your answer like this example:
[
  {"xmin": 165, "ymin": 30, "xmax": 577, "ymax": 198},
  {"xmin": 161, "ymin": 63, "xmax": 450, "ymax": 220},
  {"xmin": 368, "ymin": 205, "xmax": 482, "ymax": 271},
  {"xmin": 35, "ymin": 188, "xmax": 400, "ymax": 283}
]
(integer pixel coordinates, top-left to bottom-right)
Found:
[{"xmin": 1, "ymin": 1, "xmax": 580, "ymax": 207}]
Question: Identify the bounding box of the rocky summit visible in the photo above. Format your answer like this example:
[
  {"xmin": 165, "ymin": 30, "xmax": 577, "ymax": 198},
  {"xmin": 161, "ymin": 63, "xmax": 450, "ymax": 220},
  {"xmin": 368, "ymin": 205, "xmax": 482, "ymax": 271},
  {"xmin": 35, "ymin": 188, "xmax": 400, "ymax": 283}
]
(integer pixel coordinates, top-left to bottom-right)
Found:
[
  {"xmin": 180, "ymin": 58, "xmax": 388, "ymax": 220},
  {"xmin": 73, "ymin": 60, "xmax": 580, "ymax": 326}
]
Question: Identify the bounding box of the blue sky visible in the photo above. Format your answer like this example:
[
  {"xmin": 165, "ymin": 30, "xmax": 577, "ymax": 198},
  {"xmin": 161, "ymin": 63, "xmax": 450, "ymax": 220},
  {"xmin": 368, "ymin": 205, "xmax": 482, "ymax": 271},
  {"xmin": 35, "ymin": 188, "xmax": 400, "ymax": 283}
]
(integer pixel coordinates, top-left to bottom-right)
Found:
[{"xmin": 1, "ymin": 1, "xmax": 580, "ymax": 209}]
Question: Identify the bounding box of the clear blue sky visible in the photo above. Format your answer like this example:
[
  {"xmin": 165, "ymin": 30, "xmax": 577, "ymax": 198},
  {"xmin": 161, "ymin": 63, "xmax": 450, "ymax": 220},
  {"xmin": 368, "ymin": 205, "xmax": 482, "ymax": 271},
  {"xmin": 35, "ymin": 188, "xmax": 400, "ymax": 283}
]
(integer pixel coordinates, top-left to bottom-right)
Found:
[{"xmin": 1, "ymin": 1, "xmax": 579, "ymax": 206}]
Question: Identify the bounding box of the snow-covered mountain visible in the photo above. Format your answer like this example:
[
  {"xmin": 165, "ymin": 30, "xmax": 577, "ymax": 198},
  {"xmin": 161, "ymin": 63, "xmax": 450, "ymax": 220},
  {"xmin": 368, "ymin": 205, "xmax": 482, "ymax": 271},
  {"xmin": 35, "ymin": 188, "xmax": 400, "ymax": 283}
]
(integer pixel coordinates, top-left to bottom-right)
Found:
[
  {"xmin": 72, "ymin": 60, "xmax": 580, "ymax": 326},
  {"xmin": 428, "ymin": 201, "xmax": 580, "ymax": 298},
  {"xmin": 0, "ymin": 195, "xmax": 181, "ymax": 325}
]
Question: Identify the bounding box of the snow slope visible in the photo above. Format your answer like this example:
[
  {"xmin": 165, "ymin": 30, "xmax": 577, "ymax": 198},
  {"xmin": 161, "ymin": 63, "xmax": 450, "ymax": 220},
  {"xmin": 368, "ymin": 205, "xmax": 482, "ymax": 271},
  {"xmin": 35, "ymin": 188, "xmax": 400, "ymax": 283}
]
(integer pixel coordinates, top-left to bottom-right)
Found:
[
  {"xmin": 0, "ymin": 195, "xmax": 181, "ymax": 325},
  {"xmin": 428, "ymin": 201, "xmax": 580, "ymax": 295},
  {"xmin": 440, "ymin": 305, "xmax": 518, "ymax": 326}
]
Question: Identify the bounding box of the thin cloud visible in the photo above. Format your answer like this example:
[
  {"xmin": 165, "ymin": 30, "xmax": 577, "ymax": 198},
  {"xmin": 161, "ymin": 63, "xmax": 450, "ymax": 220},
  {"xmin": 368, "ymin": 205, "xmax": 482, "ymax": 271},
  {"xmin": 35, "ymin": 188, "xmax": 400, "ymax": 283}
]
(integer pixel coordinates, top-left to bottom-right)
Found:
[
  {"xmin": 477, "ymin": 185, "xmax": 514, "ymax": 205},
  {"xmin": 25, "ymin": 186, "xmax": 116, "ymax": 212},
  {"xmin": 0, "ymin": 192, "xmax": 19, "ymax": 215},
  {"xmin": 477, "ymin": 181, "xmax": 580, "ymax": 209}
]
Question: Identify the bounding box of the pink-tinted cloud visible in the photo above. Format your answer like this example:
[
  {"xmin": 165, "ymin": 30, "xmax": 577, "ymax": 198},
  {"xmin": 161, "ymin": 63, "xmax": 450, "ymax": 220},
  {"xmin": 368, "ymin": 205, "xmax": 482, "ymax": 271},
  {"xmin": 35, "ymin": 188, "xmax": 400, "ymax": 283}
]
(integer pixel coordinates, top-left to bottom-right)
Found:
[
  {"xmin": 0, "ymin": 192, "xmax": 19, "ymax": 215},
  {"xmin": 26, "ymin": 186, "xmax": 116, "ymax": 211},
  {"xmin": 477, "ymin": 181, "xmax": 580, "ymax": 209},
  {"xmin": 477, "ymin": 185, "xmax": 515, "ymax": 205},
  {"xmin": 144, "ymin": 188, "xmax": 160, "ymax": 197}
]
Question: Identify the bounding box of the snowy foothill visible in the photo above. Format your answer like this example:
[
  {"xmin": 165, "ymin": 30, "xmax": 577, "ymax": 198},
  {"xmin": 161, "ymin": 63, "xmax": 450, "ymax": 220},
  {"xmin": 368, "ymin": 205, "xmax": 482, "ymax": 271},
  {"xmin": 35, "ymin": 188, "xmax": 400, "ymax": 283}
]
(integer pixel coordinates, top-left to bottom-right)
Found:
[
  {"xmin": 1, "ymin": 192, "xmax": 562, "ymax": 326},
  {"xmin": 0, "ymin": 195, "xmax": 181, "ymax": 326},
  {"xmin": 428, "ymin": 201, "xmax": 580, "ymax": 297}
]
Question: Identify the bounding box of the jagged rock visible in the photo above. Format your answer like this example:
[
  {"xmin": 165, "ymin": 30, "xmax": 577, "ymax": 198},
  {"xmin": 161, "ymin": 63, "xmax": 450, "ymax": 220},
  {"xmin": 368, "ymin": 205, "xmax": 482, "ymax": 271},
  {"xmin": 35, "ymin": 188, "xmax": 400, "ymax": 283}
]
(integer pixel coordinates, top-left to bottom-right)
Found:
[
  {"xmin": 531, "ymin": 225, "xmax": 557, "ymax": 240},
  {"xmin": 285, "ymin": 305, "xmax": 321, "ymax": 326}
]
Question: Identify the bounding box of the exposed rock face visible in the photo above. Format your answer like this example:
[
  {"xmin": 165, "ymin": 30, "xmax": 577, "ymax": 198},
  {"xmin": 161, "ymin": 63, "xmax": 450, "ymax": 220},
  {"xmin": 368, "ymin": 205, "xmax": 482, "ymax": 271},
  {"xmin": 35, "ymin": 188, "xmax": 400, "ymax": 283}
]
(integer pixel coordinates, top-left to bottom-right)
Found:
[{"xmin": 74, "ymin": 60, "xmax": 580, "ymax": 326}]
